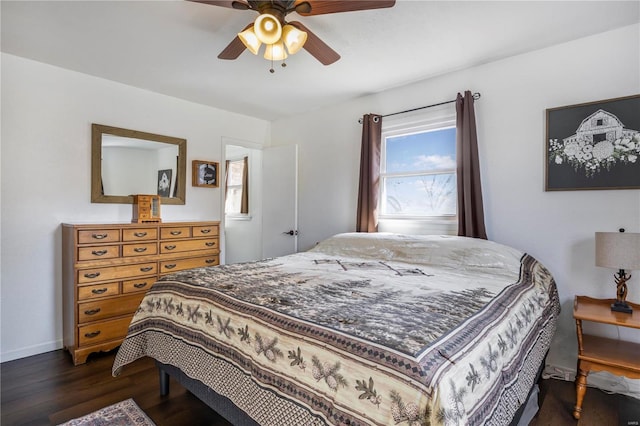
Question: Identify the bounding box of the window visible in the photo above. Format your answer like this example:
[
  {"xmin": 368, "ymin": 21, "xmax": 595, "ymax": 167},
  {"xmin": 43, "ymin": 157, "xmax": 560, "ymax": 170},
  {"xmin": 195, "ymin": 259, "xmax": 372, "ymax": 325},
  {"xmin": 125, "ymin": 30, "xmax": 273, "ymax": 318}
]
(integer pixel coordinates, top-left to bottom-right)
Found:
[
  {"xmin": 380, "ymin": 118, "xmax": 457, "ymax": 219},
  {"xmin": 225, "ymin": 158, "xmax": 247, "ymax": 215}
]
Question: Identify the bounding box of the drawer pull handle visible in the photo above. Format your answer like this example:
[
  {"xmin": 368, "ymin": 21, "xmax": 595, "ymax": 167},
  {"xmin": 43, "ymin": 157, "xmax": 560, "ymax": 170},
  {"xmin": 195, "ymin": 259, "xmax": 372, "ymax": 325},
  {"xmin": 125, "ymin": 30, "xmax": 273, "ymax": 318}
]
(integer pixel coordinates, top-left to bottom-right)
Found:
[
  {"xmin": 134, "ymin": 232, "xmax": 147, "ymax": 237},
  {"xmin": 84, "ymin": 331, "xmax": 101, "ymax": 338},
  {"xmin": 205, "ymin": 259, "xmax": 216, "ymax": 264},
  {"xmin": 140, "ymin": 267, "xmax": 153, "ymax": 272},
  {"xmin": 134, "ymin": 247, "xmax": 147, "ymax": 253},
  {"xmin": 164, "ymin": 245, "xmax": 176, "ymax": 250},
  {"xmin": 84, "ymin": 308, "xmax": 101, "ymax": 316},
  {"xmin": 165, "ymin": 264, "xmax": 176, "ymax": 270},
  {"xmin": 200, "ymin": 229, "xmax": 211, "ymax": 234},
  {"xmin": 92, "ymin": 233, "xmax": 108, "ymax": 240},
  {"xmin": 91, "ymin": 288, "xmax": 108, "ymax": 294},
  {"xmin": 91, "ymin": 250, "xmax": 108, "ymax": 256},
  {"xmin": 170, "ymin": 231, "xmax": 182, "ymax": 236},
  {"xmin": 133, "ymin": 282, "xmax": 148, "ymax": 289},
  {"xmin": 205, "ymin": 242, "xmax": 215, "ymax": 247},
  {"xmin": 84, "ymin": 272, "xmax": 101, "ymax": 279}
]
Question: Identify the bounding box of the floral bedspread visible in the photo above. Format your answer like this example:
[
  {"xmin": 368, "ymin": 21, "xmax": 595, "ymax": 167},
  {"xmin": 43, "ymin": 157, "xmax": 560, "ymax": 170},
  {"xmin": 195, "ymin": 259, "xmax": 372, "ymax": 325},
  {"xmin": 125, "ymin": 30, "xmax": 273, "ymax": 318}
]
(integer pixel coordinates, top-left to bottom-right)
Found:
[{"xmin": 113, "ymin": 233, "xmax": 559, "ymax": 426}]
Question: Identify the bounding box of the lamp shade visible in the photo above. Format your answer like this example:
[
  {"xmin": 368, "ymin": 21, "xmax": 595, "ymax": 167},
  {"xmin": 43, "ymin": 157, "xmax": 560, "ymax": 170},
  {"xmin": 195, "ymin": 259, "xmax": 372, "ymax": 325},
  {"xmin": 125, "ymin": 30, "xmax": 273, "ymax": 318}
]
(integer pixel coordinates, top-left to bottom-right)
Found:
[
  {"xmin": 264, "ymin": 41, "xmax": 288, "ymax": 61},
  {"xmin": 595, "ymin": 232, "xmax": 640, "ymax": 270},
  {"xmin": 282, "ymin": 24, "xmax": 307, "ymax": 54},
  {"xmin": 254, "ymin": 14, "xmax": 282, "ymax": 45},
  {"xmin": 237, "ymin": 26, "xmax": 261, "ymax": 55}
]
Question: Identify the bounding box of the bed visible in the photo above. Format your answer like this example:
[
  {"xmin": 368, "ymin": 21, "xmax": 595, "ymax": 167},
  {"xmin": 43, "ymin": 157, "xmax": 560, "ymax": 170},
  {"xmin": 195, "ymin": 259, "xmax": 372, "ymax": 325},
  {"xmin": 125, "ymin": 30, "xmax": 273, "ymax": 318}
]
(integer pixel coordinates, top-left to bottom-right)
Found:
[{"xmin": 112, "ymin": 232, "xmax": 560, "ymax": 425}]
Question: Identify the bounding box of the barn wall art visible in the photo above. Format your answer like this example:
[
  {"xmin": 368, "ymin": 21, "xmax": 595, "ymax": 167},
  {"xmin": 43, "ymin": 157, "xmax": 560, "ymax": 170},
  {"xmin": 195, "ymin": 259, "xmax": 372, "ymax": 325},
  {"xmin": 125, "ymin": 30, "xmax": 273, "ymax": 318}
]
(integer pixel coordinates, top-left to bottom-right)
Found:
[{"xmin": 545, "ymin": 94, "xmax": 640, "ymax": 191}]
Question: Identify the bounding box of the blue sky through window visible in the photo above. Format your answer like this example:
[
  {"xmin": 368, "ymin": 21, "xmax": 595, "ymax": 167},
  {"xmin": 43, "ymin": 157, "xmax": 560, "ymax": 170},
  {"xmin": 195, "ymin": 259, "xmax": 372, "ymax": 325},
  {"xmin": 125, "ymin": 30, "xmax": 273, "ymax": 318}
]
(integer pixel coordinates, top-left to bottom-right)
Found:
[
  {"xmin": 386, "ymin": 127, "xmax": 456, "ymax": 173},
  {"xmin": 382, "ymin": 126, "xmax": 457, "ymax": 216}
]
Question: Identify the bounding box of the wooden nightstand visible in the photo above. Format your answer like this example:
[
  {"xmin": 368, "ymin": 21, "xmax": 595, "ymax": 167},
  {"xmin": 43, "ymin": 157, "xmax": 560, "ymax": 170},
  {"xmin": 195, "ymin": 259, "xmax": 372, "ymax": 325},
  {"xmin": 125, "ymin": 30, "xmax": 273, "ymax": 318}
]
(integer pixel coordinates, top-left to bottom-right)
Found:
[{"xmin": 573, "ymin": 295, "xmax": 640, "ymax": 419}]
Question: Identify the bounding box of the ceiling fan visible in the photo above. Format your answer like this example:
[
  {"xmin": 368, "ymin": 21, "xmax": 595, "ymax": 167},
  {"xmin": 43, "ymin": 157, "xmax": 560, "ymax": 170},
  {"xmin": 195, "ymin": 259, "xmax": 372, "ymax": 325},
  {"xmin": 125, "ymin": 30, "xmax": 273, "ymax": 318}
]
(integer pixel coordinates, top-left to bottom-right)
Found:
[{"xmin": 189, "ymin": 1, "xmax": 396, "ymax": 68}]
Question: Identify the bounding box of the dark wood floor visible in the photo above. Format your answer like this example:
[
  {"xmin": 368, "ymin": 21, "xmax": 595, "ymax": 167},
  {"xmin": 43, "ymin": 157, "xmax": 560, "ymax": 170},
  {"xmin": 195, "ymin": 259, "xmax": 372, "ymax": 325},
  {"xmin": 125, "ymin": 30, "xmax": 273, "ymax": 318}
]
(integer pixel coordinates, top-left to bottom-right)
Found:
[{"xmin": 1, "ymin": 349, "xmax": 638, "ymax": 425}]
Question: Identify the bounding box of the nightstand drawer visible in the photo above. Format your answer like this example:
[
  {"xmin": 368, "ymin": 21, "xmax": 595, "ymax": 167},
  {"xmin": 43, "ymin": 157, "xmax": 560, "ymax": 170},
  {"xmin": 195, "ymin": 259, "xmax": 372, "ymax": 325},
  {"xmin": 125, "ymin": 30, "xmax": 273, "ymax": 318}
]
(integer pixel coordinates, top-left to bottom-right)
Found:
[
  {"xmin": 78, "ymin": 293, "xmax": 145, "ymax": 323},
  {"xmin": 78, "ymin": 316, "xmax": 133, "ymax": 346},
  {"xmin": 77, "ymin": 245, "xmax": 120, "ymax": 261},
  {"xmin": 160, "ymin": 255, "xmax": 219, "ymax": 273},
  {"xmin": 122, "ymin": 242, "xmax": 157, "ymax": 257},
  {"xmin": 160, "ymin": 238, "xmax": 218, "ymax": 254},
  {"xmin": 78, "ymin": 282, "xmax": 120, "ymax": 301},
  {"xmin": 78, "ymin": 229, "xmax": 120, "ymax": 244},
  {"xmin": 78, "ymin": 262, "xmax": 157, "ymax": 283},
  {"xmin": 123, "ymin": 228, "xmax": 158, "ymax": 241}
]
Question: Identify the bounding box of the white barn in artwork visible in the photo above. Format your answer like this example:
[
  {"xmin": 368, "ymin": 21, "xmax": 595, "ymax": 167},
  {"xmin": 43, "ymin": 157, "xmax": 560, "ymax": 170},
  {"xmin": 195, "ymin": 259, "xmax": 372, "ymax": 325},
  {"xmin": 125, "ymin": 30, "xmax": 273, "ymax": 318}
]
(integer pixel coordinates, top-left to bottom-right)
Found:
[{"xmin": 563, "ymin": 109, "xmax": 635, "ymax": 144}]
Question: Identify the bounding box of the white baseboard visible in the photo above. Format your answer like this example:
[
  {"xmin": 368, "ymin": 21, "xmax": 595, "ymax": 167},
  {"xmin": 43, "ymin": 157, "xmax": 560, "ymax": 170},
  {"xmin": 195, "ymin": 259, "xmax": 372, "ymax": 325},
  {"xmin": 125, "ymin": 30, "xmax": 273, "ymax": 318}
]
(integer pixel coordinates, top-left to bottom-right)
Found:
[{"xmin": 0, "ymin": 339, "xmax": 63, "ymax": 363}]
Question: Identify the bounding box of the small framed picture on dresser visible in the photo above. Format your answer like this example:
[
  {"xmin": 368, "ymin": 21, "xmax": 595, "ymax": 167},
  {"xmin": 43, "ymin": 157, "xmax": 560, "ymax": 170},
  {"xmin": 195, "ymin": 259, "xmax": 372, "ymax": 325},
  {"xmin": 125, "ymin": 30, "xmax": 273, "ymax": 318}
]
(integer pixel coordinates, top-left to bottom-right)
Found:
[{"xmin": 192, "ymin": 160, "xmax": 219, "ymax": 188}]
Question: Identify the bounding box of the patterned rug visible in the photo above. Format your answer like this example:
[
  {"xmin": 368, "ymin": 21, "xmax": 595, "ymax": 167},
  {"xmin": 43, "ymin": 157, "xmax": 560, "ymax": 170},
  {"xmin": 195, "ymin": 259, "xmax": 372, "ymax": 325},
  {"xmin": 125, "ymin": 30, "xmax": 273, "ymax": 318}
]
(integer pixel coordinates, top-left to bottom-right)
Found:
[{"xmin": 58, "ymin": 398, "xmax": 156, "ymax": 426}]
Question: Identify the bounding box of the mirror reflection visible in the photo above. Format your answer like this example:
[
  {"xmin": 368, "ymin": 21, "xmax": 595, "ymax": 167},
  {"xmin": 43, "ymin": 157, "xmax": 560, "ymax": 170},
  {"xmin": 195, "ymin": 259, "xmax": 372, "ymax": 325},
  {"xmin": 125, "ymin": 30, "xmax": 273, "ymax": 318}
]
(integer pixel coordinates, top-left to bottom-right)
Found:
[{"xmin": 91, "ymin": 124, "xmax": 186, "ymax": 205}]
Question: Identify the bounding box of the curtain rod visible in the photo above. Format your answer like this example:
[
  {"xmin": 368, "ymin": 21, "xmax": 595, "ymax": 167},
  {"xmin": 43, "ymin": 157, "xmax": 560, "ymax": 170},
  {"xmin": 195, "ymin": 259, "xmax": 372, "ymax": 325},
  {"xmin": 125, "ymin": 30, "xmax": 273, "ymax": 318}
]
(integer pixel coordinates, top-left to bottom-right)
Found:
[{"xmin": 358, "ymin": 92, "xmax": 481, "ymax": 123}]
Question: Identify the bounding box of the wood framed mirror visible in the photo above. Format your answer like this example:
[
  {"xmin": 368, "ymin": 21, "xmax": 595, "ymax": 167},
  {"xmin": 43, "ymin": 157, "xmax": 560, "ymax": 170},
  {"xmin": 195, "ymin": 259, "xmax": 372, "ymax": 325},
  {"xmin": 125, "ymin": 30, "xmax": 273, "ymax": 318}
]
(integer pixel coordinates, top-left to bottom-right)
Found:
[{"xmin": 91, "ymin": 124, "xmax": 186, "ymax": 204}]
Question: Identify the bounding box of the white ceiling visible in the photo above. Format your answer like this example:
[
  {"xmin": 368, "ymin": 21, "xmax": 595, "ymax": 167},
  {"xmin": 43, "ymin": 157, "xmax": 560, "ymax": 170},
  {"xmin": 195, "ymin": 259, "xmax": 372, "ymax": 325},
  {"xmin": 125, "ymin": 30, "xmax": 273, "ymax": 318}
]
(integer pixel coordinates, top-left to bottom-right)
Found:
[{"xmin": 2, "ymin": 1, "xmax": 638, "ymax": 121}]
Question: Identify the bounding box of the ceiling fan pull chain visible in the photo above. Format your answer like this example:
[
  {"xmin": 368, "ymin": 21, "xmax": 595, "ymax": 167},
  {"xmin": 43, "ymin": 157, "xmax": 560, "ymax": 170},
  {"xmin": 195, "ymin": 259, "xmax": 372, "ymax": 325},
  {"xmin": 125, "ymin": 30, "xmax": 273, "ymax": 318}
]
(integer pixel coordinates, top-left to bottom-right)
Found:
[{"xmin": 270, "ymin": 56, "xmax": 275, "ymax": 73}]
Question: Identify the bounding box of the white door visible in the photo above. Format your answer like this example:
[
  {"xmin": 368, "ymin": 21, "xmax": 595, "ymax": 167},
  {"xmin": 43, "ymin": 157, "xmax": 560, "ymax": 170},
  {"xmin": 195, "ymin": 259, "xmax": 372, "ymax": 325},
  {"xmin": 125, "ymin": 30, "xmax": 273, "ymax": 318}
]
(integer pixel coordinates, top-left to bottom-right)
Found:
[{"xmin": 262, "ymin": 145, "xmax": 298, "ymax": 258}]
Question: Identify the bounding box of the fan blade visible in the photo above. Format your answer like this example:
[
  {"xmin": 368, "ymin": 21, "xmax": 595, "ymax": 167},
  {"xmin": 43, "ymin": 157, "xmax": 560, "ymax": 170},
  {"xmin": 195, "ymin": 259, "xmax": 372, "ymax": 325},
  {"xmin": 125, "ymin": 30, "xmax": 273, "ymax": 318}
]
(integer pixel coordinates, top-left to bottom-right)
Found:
[
  {"xmin": 294, "ymin": 0, "xmax": 395, "ymax": 16},
  {"xmin": 187, "ymin": 0, "xmax": 251, "ymax": 10},
  {"xmin": 218, "ymin": 23, "xmax": 253, "ymax": 60},
  {"xmin": 289, "ymin": 21, "xmax": 340, "ymax": 65}
]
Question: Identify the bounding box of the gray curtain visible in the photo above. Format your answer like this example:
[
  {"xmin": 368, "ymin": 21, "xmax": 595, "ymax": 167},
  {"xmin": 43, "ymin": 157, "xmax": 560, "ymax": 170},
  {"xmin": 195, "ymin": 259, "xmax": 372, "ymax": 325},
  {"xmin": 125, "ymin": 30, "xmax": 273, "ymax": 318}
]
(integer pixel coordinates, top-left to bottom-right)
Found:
[
  {"xmin": 456, "ymin": 91, "xmax": 487, "ymax": 239},
  {"xmin": 356, "ymin": 114, "xmax": 382, "ymax": 232}
]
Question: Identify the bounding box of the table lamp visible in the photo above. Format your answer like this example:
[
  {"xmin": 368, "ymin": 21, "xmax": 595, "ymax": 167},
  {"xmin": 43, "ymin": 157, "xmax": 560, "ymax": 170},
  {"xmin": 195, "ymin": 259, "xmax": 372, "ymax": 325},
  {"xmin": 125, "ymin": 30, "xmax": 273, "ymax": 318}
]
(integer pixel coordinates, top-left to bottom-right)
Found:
[{"xmin": 595, "ymin": 229, "xmax": 640, "ymax": 313}]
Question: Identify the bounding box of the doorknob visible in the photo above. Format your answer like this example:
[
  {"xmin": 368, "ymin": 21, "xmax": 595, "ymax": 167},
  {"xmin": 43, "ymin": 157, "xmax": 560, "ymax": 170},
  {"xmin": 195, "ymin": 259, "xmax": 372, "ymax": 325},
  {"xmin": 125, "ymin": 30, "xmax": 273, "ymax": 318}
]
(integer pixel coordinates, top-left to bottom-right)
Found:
[{"xmin": 283, "ymin": 230, "xmax": 298, "ymax": 236}]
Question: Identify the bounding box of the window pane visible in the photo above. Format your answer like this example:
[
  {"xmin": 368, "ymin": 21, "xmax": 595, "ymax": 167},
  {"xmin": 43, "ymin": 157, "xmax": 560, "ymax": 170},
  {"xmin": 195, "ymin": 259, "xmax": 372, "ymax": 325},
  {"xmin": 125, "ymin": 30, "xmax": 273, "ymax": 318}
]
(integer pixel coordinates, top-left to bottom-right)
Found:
[
  {"xmin": 382, "ymin": 173, "xmax": 456, "ymax": 216},
  {"xmin": 225, "ymin": 186, "xmax": 242, "ymax": 214},
  {"xmin": 385, "ymin": 127, "xmax": 456, "ymax": 173},
  {"xmin": 227, "ymin": 160, "xmax": 244, "ymax": 186}
]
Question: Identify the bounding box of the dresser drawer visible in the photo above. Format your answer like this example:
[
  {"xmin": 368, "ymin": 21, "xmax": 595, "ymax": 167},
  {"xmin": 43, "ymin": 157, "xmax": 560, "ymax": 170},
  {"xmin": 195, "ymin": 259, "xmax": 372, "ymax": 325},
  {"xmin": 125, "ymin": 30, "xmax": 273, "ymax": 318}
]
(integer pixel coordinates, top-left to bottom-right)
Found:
[
  {"xmin": 160, "ymin": 255, "xmax": 219, "ymax": 274},
  {"xmin": 122, "ymin": 277, "xmax": 155, "ymax": 294},
  {"xmin": 78, "ymin": 282, "xmax": 120, "ymax": 301},
  {"xmin": 78, "ymin": 316, "xmax": 133, "ymax": 346},
  {"xmin": 78, "ymin": 293, "xmax": 145, "ymax": 323},
  {"xmin": 123, "ymin": 228, "xmax": 158, "ymax": 241},
  {"xmin": 122, "ymin": 242, "xmax": 157, "ymax": 257},
  {"xmin": 77, "ymin": 245, "xmax": 120, "ymax": 261},
  {"xmin": 78, "ymin": 262, "xmax": 157, "ymax": 283},
  {"xmin": 193, "ymin": 224, "xmax": 219, "ymax": 237},
  {"xmin": 78, "ymin": 229, "xmax": 120, "ymax": 244},
  {"xmin": 160, "ymin": 238, "xmax": 218, "ymax": 254},
  {"xmin": 160, "ymin": 226, "xmax": 191, "ymax": 239}
]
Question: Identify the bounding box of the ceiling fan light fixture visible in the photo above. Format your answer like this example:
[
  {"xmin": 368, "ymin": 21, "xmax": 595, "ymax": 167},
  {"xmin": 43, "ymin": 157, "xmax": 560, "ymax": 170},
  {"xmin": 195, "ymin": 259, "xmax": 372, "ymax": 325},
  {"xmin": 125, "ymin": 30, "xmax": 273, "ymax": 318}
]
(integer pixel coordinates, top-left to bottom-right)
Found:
[
  {"xmin": 282, "ymin": 24, "xmax": 307, "ymax": 54},
  {"xmin": 264, "ymin": 41, "xmax": 288, "ymax": 61},
  {"xmin": 254, "ymin": 13, "xmax": 282, "ymax": 45},
  {"xmin": 237, "ymin": 27, "xmax": 261, "ymax": 55}
]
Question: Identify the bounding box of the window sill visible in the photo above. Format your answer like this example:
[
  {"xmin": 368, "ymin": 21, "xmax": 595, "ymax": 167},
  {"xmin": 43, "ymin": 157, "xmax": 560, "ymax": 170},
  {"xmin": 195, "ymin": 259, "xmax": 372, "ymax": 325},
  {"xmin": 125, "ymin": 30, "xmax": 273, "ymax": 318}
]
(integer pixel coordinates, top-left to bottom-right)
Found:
[{"xmin": 225, "ymin": 214, "xmax": 252, "ymax": 221}]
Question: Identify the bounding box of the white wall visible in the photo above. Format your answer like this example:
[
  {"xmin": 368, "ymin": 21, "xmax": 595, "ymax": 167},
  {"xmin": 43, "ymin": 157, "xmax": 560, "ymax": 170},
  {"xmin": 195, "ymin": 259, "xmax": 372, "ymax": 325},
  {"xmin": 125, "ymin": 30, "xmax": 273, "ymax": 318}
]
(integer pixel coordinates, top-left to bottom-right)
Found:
[
  {"xmin": 272, "ymin": 25, "xmax": 640, "ymax": 394},
  {"xmin": 0, "ymin": 53, "xmax": 270, "ymax": 361}
]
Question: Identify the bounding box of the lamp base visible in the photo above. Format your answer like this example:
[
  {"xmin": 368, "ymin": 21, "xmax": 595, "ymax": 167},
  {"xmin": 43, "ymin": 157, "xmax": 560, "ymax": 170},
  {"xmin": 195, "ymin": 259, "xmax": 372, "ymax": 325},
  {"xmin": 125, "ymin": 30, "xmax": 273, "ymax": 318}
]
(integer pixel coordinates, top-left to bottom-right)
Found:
[{"xmin": 611, "ymin": 300, "xmax": 633, "ymax": 314}]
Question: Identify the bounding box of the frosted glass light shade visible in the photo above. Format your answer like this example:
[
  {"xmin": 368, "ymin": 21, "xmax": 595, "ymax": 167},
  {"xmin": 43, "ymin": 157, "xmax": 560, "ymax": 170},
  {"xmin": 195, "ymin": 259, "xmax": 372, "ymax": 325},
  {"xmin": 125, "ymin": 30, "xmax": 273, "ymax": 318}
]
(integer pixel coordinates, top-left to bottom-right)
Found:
[
  {"xmin": 264, "ymin": 41, "xmax": 288, "ymax": 60},
  {"xmin": 282, "ymin": 24, "xmax": 307, "ymax": 54},
  {"xmin": 254, "ymin": 14, "xmax": 282, "ymax": 45},
  {"xmin": 595, "ymin": 232, "xmax": 640, "ymax": 270},
  {"xmin": 238, "ymin": 27, "xmax": 261, "ymax": 55}
]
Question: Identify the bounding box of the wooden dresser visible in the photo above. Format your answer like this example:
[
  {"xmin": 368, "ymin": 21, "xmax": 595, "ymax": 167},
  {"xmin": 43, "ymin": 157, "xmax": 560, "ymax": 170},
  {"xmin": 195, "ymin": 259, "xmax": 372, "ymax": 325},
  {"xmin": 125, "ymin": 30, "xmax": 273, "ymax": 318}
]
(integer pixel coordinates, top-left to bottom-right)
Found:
[{"xmin": 62, "ymin": 221, "xmax": 220, "ymax": 365}]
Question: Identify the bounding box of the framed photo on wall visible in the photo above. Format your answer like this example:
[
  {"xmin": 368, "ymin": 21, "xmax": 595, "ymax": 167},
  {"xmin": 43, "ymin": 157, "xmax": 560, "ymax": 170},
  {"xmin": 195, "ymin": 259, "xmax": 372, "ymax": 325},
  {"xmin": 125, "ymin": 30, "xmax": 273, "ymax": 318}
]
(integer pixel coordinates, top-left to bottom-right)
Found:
[
  {"xmin": 157, "ymin": 169, "xmax": 172, "ymax": 197},
  {"xmin": 545, "ymin": 94, "xmax": 640, "ymax": 191},
  {"xmin": 192, "ymin": 160, "xmax": 219, "ymax": 188}
]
